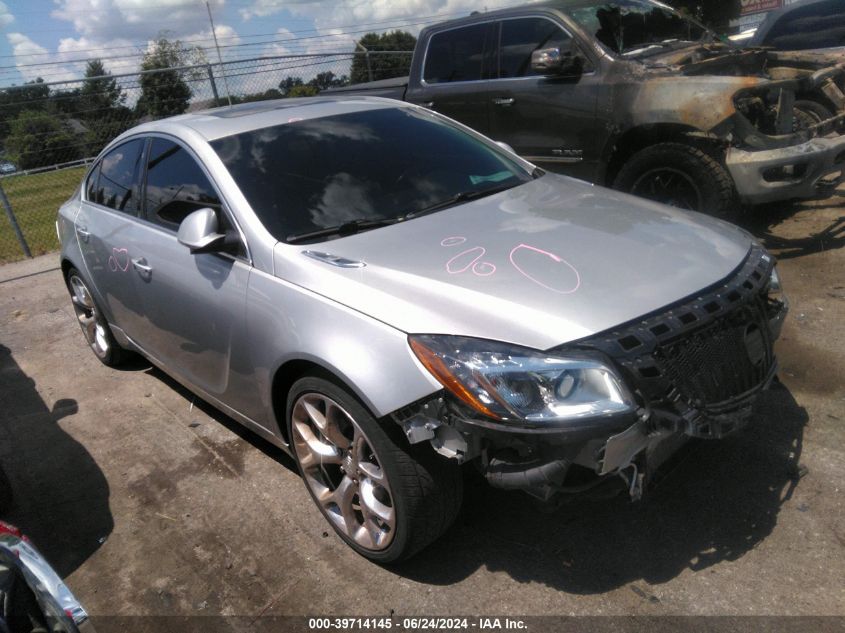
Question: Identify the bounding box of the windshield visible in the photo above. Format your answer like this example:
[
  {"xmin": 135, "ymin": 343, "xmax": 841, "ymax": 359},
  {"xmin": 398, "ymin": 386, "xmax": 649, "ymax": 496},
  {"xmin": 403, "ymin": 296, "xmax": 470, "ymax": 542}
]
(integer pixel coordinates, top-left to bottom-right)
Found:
[
  {"xmin": 569, "ymin": 0, "xmax": 708, "ymax": 57},
  {"xmin": 211, "ymin": 107, "xmax": 531, "ymax": 243}
]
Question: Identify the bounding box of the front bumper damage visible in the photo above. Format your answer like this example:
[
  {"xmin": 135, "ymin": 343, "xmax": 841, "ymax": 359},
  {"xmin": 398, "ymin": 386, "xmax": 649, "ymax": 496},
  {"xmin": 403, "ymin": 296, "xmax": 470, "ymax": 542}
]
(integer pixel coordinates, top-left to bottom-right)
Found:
[
  {"xmin": 392, "ymin": 245, "xmax": 788, "ymax": 502},
  {"xmin": 727, "ymin": 62, "xmax": 845, "ymax": 204},
  {"xmin": 727, "ymin": 115, "xmax": 845, "ymax": 204}
]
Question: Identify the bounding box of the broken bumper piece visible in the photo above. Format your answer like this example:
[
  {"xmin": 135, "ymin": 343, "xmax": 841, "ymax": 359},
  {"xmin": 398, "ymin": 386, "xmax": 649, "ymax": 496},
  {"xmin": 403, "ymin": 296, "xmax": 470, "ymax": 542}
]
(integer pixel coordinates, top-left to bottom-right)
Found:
[{"xmin": 727, "ymin": 128, "xmax": 845, "ymax": 205}]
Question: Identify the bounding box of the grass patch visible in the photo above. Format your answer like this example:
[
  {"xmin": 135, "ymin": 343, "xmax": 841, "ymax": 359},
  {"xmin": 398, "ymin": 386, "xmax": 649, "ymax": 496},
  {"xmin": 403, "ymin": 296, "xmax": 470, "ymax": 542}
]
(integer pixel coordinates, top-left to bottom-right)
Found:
[{"xmin": 0, "ymin": 166, "xmax": 86, "ymax": 263}]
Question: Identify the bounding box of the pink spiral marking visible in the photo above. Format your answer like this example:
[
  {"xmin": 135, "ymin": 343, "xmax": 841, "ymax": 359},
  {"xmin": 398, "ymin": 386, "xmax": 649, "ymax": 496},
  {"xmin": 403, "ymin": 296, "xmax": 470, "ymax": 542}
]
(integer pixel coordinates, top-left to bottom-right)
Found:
[
  {"xmin": 509, "ymin": 244, "xmax": 580, "ymax": 294},
  {"xmin": 441, "ymin": 236, "xmax": 467, "ymax": 247}
]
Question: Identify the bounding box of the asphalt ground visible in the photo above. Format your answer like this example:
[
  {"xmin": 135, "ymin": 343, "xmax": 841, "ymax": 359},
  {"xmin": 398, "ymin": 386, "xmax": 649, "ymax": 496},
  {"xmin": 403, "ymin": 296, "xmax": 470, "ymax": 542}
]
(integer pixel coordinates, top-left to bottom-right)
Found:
[{"xmin": 0, "ymin": 189, "xmax": 843, "ymax": 630}]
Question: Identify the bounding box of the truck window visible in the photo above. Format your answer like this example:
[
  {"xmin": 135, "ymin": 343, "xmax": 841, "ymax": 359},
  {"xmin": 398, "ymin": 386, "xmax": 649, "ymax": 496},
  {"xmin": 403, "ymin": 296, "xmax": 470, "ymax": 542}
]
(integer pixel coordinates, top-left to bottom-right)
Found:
[
  {"xmin": 424, "ymin": 23, "xmax": 489, "ymax": 83},
  {"xmin": 499, "ymin": 17, "xmax": 572, "ymax": 78}
]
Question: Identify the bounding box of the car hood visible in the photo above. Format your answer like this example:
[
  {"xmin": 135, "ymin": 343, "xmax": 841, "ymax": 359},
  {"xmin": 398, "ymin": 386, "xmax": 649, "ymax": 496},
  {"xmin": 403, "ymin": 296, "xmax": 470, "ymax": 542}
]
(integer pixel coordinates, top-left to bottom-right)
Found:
[{"xmin": 272, "ymin": 175, "xmax": 752, "ymax": 351}]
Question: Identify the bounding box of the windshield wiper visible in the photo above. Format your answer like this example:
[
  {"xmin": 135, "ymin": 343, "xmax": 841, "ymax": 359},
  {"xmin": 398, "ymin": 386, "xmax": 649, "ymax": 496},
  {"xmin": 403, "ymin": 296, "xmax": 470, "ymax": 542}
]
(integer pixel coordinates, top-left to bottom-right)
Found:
[
  {"xmin": 404, "ymin": 182, "xmax": 519, "ymax": 220},
  {"xmin": 286, "ymin": 183, "xmax": 519, "ymax": 244},
  {"xmin": 286, "ymin": 217, "xmax": 402, "ymax": 244}
]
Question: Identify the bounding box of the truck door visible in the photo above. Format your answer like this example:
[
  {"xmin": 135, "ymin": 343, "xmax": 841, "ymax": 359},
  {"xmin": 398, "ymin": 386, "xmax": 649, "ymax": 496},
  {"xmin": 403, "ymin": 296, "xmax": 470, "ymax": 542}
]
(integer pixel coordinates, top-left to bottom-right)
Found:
[
  {"xmin": 406, "ymin": 21, "xmax": 496, "ymax": 135},
  {"xmin": 486, "ymin": 16, "xmax": 602, "ymax": 182}
]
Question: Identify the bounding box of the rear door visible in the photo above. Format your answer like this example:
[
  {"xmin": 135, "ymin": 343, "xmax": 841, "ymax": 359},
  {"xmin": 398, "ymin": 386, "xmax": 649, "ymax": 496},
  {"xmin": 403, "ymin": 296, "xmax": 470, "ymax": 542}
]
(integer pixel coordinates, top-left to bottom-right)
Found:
[
  {"xmin": 407, "ymin": 21, "xmax": 496, "ymax": 134},
  {"xmin": 486, "ymin": 15, "xmax": 602, "ymax": 181},
  {"xmin": 75, "ymin": 138, "xmax": 148, "ymax": 341}
]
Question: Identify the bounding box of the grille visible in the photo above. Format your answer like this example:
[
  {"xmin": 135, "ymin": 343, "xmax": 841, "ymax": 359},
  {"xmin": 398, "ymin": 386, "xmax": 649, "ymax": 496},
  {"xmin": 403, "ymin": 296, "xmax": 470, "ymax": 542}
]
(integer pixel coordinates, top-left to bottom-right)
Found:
[
  {"xmin": 655, "ymin": 298, "xmax": 773, "ymax": 409},
  {"xmin": 562, "ymin": 245, "xmax": 781, "ymax": 438}
]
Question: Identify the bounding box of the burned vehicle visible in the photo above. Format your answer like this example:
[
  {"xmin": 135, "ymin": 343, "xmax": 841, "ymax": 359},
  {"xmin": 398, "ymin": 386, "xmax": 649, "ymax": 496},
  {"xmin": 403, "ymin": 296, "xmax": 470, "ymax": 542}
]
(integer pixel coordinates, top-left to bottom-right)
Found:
[
  {"xmin": 59, "ymin": 97, "xmax": 787, "ymax": 562},
  {"xmin": 328, "ymin": 0, "xmax": 845, "ymax": 216}
]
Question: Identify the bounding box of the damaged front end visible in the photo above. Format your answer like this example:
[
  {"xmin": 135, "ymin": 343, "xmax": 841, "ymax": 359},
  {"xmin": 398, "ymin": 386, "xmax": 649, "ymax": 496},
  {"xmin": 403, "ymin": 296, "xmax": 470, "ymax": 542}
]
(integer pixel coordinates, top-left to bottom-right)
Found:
[
  {"xmin": 394, "ymin": 245, "xmax": 788, "ymax": 503},
  {"xmin": 675, "ymin": 48, "xmax": 845, "ymax": 204}
]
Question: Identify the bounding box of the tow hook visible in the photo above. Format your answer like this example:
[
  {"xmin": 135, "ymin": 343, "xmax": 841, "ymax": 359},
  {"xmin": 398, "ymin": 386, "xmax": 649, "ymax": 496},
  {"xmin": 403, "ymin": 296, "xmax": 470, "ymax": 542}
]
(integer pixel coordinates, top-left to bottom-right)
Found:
[{"xmin": 619, "ymin": 463, "xmax": 644, "ymax": 501}]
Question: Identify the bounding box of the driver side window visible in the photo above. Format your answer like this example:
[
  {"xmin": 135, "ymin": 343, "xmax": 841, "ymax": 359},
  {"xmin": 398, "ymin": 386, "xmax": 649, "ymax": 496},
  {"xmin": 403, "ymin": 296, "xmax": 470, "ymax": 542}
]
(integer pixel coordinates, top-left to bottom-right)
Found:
[
  {"xmin": 499, "ymin": 17, "xmax": 572, "ymax": 78},
  {"xmin": 144, "ymin": 138, "xmax": 222, "ymax": 231}
]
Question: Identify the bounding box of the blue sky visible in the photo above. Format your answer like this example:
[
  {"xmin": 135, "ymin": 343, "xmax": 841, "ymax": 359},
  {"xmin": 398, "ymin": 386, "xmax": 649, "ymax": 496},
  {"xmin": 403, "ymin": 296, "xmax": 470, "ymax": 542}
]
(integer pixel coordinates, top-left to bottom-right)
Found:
[{"xmin": 0, "ymin": 0, "xmax": 517, "ymax": 88}]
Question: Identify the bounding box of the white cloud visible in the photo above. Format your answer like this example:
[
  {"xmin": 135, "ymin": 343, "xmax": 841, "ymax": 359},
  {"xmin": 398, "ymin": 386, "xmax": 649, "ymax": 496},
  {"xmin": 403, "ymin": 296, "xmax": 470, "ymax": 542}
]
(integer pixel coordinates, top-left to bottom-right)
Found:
[
  {"xmin": 7, "ymin": 32, "xmax": 80, "ymax": 83},
  {"xmin": 51, "ymin": 0, "xmax": 225, "ymax": 42},
  {"xmin": 0, "ymin": 1, "xmax": 14, "ymax": 27}
]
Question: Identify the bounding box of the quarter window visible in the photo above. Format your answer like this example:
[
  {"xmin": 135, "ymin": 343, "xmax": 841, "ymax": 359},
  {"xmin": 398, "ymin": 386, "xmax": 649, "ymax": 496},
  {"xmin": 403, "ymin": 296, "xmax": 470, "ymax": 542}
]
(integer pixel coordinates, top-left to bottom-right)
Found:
[
  {"xmin": 94, "ymin": 139, "xmax": 145, "ymax": 214},
  {"xmin": 85, "ymin": 163, "xmax": 101, "ymax": 203},
  {"xmin": 499, "ymin": 18, "xmax": 572, "ymax": 78},
  {"xmin": 144, "ymin": 138, "xmax": 221, "ymax": 230},
  {"xmin": 424, "ymin": 23, "xmax": 491, "ymax": 83}
]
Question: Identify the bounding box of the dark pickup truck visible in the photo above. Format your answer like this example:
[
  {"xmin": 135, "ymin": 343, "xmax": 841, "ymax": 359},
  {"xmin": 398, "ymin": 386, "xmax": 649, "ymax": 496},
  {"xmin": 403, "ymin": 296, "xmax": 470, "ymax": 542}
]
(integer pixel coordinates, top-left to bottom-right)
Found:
[{"xmin": 328, "ymin": 0, "xmax": 845, "ymax": 215}]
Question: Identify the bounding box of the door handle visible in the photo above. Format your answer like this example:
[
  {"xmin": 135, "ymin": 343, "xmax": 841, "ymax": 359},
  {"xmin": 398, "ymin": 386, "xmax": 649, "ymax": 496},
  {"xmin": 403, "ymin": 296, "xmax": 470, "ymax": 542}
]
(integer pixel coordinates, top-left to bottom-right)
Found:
[
  {"xmin": 492, "ymin": 97, "xmax": 515, "ymax": 107},
  {"xmin": 75, "ymin": 225, "xmax": 90, "ymax": 242},
  {"xmin": 132, "ymin": 257, "xmax": 153, "ymax": 279}
]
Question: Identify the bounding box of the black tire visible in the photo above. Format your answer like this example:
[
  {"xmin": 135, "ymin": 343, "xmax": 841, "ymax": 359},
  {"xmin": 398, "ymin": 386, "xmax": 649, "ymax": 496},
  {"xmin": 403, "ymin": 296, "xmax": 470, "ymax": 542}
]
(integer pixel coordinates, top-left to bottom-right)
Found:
[
  {"xmin": 286, "ymin": 376, "xmax": 462, "ymax": 563},
  {"xmin": 65, "ymin": 267, "xmax": 129, "ymax": 367},
  {"xmin": 613, "ymin": 142, "xmax": 737, "ymax": 217},
  {"xmin": 793, "ymin": 99, "xmax": 833, "ymax": 131},
  {"xmin": 0, "ymin": 464, "xmax": 12, "ymax": 514}
]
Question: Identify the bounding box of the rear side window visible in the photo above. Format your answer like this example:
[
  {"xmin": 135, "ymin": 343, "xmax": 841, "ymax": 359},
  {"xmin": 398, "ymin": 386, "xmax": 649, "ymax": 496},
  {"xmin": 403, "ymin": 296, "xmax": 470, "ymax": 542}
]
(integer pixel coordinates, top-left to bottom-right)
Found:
[
  {"xmin": 144, "ymin": 138, "xmax": 221, "ymax": 230},
  {"xmin": 94, "ymin": 139, "xmax": 145, "ymax": 214},
  {"xmin": 85, "ymin": 163, "xmax": 101, "ymax": 203},
  {"xmin": 499, "ymin": 18, "xmax": 572, "ymax": 78},
  {"xmin": 424, "ymin": 23, "xmax": 491, "ymax": 83}
]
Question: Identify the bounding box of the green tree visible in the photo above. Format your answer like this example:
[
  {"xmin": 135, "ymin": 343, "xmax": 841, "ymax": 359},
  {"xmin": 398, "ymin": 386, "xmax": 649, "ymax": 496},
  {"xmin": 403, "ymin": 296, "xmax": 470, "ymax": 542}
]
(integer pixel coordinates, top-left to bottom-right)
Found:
[
  {"xmin": 5, "ymin": 110, "xmax": 83, "ymax": 169},
  {"xmin": 279, "ymin": 76, "xmax": 305, "ymax": 96},
  {"xmin": 308, "ymin": 71, "xmax": 349, "ymax": 92},
  {"xmin": 288, "ymin": 84, "xmax": 318, "ymax": 98},
  {"xmin": 0, "ymin": 79, "xmax": 51, "ymax": 149},
  {"xmin": 136, "ymin": 37, "xmax": 193, "ymax": 118},
  {"xmin": 350, "ymin": 31, "xmax": 416, "ymax": 84},
  {"xmin": 81, "ymin": 59, "xmax": 125, "ymax": 115}
]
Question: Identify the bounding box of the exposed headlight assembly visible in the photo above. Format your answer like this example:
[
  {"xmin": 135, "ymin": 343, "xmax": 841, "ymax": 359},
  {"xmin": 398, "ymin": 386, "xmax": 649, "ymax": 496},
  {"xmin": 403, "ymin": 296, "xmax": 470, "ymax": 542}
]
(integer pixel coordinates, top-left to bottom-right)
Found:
[{"xmin": 409, "ymin": 335, "xmax": 635, "ymax": 425}]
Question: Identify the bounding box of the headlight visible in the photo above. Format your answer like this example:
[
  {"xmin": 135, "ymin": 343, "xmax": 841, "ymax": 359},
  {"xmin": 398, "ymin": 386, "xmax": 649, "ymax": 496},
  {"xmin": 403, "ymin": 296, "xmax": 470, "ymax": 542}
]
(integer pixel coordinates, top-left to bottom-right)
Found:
[
  {"xmin": 408, "ymin": 335, "xmax": 635, "ymax": 425},
  {"xmin": 769, "ymin": 265, "xmax": 783, "ymax": 295}
]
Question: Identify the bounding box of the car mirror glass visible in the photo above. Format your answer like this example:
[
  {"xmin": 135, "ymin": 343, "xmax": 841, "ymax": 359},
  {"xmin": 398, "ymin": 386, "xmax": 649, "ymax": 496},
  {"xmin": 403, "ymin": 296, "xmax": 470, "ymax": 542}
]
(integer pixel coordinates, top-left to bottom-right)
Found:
[{"xmin": 531, "ymin": 46, "xmax": 584, "ymax": 76}]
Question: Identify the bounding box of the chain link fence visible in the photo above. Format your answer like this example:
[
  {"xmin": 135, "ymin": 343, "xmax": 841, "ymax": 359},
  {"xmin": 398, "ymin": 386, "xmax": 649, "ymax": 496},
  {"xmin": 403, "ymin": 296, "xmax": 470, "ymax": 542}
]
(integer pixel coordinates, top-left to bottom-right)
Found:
[{"xmin": 0, "ymin": 50, "xmax": 412, "ymax": 263}]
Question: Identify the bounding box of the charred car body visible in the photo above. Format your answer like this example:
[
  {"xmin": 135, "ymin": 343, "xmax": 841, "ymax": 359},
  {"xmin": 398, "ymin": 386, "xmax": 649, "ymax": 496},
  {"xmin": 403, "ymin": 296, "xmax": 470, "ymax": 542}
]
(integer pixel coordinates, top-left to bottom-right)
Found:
[{"xmin": 329, "ymin": 0, "xmax": 845, "ymax": 215}]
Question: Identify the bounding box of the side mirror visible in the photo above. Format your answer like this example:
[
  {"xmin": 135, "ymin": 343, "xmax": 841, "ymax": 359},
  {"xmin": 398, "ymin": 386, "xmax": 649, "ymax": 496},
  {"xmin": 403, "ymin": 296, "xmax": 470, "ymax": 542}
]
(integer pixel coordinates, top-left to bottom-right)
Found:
[
  {"xmin": 177, "ymin": 208, "xmax": 228, "ymax": 254},
  {"xmin": 531, "ymin": 46, "xmax": 585, "ymax": 77}
]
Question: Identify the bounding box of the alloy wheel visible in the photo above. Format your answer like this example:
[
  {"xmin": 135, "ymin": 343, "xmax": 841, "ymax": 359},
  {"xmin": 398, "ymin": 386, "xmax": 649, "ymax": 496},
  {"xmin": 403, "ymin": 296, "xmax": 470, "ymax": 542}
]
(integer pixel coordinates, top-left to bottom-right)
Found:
[
  {"xmin": 68, "ymin": 274, "xmax": 109, "ymax": 359},
  {"xmin": 291, "ymin": 393, "xmax": 396, "ymax": 551}
]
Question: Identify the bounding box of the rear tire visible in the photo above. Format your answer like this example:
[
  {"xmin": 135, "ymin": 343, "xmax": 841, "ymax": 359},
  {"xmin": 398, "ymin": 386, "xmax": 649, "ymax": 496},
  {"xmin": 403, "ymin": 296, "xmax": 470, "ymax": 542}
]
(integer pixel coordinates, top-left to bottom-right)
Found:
[
  {"xmin": 613, "ymin": 142, "xmax": 737, "ymax": 217},
  {"xmin": 65, "ymin": 267, "xmax": 129, "ymax": 367},
  {"xmin": 287, "ymin": 376, "xmax": 462, "ymax": 563}
]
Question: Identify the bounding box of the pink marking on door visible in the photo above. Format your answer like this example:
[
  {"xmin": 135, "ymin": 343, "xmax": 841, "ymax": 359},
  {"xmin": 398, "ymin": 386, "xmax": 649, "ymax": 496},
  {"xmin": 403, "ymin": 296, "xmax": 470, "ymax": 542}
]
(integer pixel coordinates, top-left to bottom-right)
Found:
[
  {"xmin": 441, "ymin": 236, "xmax": 467, "ymax": 247},
  {"xmin": 508, "ymin": 244, "xmax": 580, "ymax": 294},
  {"xmin": 109, "ymin": 247, "xmax": 130, "ymax": 272}
]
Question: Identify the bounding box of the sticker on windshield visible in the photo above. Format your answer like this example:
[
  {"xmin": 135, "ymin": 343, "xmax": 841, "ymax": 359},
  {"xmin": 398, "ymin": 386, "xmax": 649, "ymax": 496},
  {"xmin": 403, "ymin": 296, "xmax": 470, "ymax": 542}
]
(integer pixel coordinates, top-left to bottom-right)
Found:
[{"xmin": 469, "ymin": 171, "xmax": 513, "ymax": 186}]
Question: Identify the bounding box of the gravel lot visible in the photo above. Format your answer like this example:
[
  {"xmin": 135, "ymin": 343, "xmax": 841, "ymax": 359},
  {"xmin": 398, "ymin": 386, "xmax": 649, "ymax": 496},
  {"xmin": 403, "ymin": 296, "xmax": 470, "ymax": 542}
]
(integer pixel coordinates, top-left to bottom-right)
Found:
[{"xmin": 0, "ymin": 189, "xmax": 843, "ymax": 625}]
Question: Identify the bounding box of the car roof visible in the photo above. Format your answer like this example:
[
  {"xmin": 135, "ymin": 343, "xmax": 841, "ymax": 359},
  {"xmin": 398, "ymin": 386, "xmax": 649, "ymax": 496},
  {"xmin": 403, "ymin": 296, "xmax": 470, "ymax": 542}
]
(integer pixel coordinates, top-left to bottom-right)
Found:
[
  {"xmin": 749, "ymin": 0, "xmax": 845, "ymax": 47},
  {"xmin": 123, "ymin": 95, "xmax": 405, "ymax": 143}
]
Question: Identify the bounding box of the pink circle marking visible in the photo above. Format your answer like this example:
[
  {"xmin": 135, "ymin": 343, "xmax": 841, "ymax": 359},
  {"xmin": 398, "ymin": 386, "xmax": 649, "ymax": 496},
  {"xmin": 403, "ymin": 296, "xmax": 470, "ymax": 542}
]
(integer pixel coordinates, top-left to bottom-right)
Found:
[
  {"xmin": 509, "ymin": 244, "xmax": 580, "ymax": 294},
  {"xmin": 441, "ymin": 236, "xmax": 467, "ymax": 247}
]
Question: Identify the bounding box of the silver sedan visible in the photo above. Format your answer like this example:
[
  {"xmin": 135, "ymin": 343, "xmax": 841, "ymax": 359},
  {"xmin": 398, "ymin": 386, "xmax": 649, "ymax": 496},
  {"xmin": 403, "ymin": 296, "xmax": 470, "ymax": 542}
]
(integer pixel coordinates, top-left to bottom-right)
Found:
[{"xmin": 58, "ymin": 97, "xmax": 787, "ymax": 562}]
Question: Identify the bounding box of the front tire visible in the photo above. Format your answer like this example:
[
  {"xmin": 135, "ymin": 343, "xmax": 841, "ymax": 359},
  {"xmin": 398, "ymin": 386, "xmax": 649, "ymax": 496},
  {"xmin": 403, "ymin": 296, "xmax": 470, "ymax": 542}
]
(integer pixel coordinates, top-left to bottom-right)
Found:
[
  {"xmin": 65, "ymin": 267, "xmax": 128, "ymax": 367},
  {"xmin": 613, "ymin": 142, "xmax": 736, "ymax": 217},
  {"xmin": 287, "ymin": 376, "xmax": 462, "ymax": 563}
]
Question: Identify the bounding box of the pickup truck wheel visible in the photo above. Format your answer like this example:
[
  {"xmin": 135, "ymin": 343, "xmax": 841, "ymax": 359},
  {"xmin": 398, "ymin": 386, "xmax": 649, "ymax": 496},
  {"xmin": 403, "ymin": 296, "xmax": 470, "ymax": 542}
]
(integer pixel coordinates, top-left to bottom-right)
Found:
[
  {"xmin": 613, "ymin": 143, "xmax": 736, "ymax": 217},
  {"xmin": 65, "ymin": 267, "xmax": 128, "ymax": 367},
  {"xmin": 287, "ymin": 376, "xmax": 462, "ymax": 563},
  {"xmin": 793, "ymin": 100, "xmax": 833, "ymax": 131}
]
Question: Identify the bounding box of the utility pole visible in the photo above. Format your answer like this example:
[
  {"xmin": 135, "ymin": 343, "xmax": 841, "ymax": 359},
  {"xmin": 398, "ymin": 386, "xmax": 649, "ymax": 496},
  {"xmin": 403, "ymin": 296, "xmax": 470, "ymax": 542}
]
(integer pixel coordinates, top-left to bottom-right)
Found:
[{"xmin": 206, "ymin": 1, "xmax": 233, "ymax": 107}]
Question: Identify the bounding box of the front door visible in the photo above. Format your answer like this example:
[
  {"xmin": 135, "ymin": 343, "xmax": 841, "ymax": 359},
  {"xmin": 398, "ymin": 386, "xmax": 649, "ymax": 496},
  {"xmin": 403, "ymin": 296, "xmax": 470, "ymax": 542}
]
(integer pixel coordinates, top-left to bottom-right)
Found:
[{"xmin": 128, "ymin": 137, "xmax": 258, "ymax": 417}]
